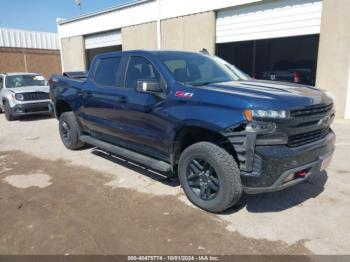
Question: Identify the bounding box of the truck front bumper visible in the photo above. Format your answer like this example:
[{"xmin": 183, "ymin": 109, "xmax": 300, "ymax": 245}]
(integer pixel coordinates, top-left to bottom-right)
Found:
[
  {"xmin": 10, "ymin": 102, "xmax": 51, "ymax": 116},
  {"xmin": 241, "ymin": 130, "xmax": 335, "ymax": 194}
]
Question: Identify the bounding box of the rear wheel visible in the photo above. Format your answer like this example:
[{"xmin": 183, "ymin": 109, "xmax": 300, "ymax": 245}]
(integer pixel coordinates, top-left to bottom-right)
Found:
[
  {"xmin": 4, "ymin": 102, "xmax": 16, "ymax": 121},
  {"xmin": 59, "ymin": 112, "xmax": 85, "ymax": 150},
  {"xmin": 178, "ymin": 142, "xmax": 242, "ymax": 213}
]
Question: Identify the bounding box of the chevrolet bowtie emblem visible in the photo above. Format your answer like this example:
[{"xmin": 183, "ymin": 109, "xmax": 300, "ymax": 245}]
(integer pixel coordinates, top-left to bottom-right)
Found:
[{"xmin": 317, "ymin": 115, "xmax": 331, "ymax": 126}]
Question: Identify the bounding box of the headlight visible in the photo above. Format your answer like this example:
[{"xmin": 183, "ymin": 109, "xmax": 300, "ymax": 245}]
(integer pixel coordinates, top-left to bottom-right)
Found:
[
  {"xmin": 15, "ymin": 94, "xmax": 24, "ymax": 101},
  {"xmin": 250, "ymin": 109, "xmax": 289, "ymax": 119}
]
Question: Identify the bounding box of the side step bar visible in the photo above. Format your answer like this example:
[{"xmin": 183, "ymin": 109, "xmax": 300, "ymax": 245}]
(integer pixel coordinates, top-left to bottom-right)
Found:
[{"xmin": 79, "ymin": 135, "xmax": 172, "ymax": 172}]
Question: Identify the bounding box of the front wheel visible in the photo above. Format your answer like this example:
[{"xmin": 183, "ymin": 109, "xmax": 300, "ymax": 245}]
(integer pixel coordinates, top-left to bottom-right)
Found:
[
  {"xmin": 4, "ymin": 102, "xmax": 16, "ymax": 121},
  {"xmin": 59, "ymin": 112, "xmax": 85, "ymax": 150},
  {"xmin": 178, "ymin": 142, "xmax": 242, "ymax": 213}
]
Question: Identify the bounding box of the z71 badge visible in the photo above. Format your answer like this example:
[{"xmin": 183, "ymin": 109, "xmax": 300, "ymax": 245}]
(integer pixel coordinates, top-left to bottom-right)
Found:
[{"xmin": 175, "ymin": 91, "xmax": 194, "ymax": 98}]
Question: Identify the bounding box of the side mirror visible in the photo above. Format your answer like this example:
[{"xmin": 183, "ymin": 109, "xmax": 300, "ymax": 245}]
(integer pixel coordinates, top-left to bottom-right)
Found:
[{"xmin": 136, "ymin": 80, "xmax": 163, "ymax": 93}]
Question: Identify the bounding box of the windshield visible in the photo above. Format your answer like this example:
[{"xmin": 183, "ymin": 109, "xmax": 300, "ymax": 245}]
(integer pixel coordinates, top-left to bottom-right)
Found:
[
  {"xmin": 5, "ymin": 74, "xmax": 47, "ymax": 88},
  {"xmin": 157, "ymin": 52, "xmax": 249, "ymax": 86}
]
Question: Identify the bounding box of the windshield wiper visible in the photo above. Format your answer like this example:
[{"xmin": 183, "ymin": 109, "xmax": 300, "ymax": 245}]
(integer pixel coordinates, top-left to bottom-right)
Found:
[
  {"xmin": 190, "ymin": 82, "xmax": 214, "ymax": 86},
  {"xmin": 190, "ymin": 80, "xmax": 234, "ymax": 86}
]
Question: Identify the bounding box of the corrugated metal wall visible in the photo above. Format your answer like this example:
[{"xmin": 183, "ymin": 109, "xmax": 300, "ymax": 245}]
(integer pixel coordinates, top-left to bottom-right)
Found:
[
  {"xmin": 0, "ymin": 28, "xmax": 59, "ymax": 50},
  {"xmin": 216, "ymin": 0, "xmax": 322, "ymax": 43},
  {"xmin": 85, "ymin": 30, "xmax": 122, "ymax": 49}
]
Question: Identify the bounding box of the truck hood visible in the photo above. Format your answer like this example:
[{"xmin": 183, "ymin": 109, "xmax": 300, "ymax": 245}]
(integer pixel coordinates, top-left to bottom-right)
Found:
[
  {"xmin": 197, "ymin": 80, "xmax": 333, "ymax": 110},
  {"xmin": 7, "ymin": 86, "xmax": 49, "ymax": 94}
]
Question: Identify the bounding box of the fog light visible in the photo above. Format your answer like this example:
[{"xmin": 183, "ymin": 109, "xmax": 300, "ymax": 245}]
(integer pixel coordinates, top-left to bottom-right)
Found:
[{"xmin": 16, "ymin": 108, "xmax": 23, "ymax": 113}]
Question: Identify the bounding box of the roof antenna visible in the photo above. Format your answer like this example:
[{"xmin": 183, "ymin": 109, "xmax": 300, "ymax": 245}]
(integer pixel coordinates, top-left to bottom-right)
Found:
[
  {"xmin": 200, "ymin": 48, "xmax": 209, "ymax": 55},
  {"xmin": 75, "ymin": 0, "xmax": 82, "ymax": 15}
]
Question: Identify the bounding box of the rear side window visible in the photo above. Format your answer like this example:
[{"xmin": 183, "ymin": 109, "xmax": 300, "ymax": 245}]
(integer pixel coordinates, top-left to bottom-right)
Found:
[
  {"xmin": 0, "ymin": 76, "xmax": 3, "ymax": 89},
  {"xmin": 124, "ymin": 56, "xmax": 161, "ymax": 89},
  {"xmin": 94, "ymin": 57, "xmax": 121, "ymax": 86}
]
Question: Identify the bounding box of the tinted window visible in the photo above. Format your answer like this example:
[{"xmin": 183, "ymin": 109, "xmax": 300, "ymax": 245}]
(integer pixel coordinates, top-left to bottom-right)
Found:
[
  {"xmin": 158, "ymin": 52, "xmax": 249, "ymax": 86},
  {"xmin": 94, "ymin": 57, "xmax": 121, "ymax": 86},
  {"xmin": 0, "ymin": 77, "xmax": 3, "ymax": 89},
  {"xmin": 125, "ymin": 56, "xmax": 160, "ymax": 89}
]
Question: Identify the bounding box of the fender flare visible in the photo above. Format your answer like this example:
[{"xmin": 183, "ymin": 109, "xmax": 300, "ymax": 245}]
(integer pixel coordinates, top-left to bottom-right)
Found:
[
  {"xmin": 169, "ymin": 122, "xmax": 224, "ymax": 167},
  {"xmin": 54, "ymin": 98, "xmax": 73, "ymax": 119}
]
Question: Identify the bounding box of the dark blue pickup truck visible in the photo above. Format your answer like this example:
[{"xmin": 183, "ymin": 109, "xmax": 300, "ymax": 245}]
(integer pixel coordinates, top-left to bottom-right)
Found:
[{"xmin": 50, "ymin": 50, "xmax": 335, "ymax": 212}]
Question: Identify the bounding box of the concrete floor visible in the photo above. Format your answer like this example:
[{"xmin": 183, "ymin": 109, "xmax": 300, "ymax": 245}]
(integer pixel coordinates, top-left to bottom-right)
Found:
[{"xmin": 0, "ymin": 114, "xmax": 349, "ymax": 255}]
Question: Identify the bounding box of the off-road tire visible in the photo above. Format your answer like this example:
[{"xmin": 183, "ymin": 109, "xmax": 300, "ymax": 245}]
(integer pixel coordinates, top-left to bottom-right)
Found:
[
  {"xmin": 178, "ymin": 142, "xmax": 242, "ymax": 213},
  {"xmin": 59, "ymin": 112, "xmax": 85, "ymax": 150}
]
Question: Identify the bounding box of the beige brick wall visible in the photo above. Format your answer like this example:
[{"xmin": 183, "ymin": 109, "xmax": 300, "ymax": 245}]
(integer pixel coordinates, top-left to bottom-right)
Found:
[
  {"xmin": 316, "ymin": 0, "xmax": 350, "ymax": 119},
  {"xmin": 161, "ymin": 11, "xmax": 216, "ymax": 54},
  {"xmin": 122, "ymin": 22, "xmax": 157, "ymax": 50},
  {"xmin": 121, "ymin": 12, "xmax": 216, "ymax": 54},
  {"xmin": 61, "ymin": 36, "xmax": 86, "ymax": 71},
  {"xmin": 0, "ymin": 47, "xmax": 61, "ymax": 78}
]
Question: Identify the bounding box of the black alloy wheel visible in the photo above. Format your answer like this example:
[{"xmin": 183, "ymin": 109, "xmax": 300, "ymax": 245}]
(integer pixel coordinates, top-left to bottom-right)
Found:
[
  {"xmin": 178, "ymin": 142, "xmax": 242, "ymax": 213},
  {"xmin": 58, "ymin": 112, "xmax": 85, "ymax": 150},
  {"xmin": 186, "ymin": 159, "xmax": 220, "ymax": 201}
]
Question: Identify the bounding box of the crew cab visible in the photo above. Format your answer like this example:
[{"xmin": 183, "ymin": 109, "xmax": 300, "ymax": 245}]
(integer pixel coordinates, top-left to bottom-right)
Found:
[
  {"xmin": 0, "ymin": 72, "xmax": 51, "ymax": 121},
  {"xmin": 49, "ymin": 50, "xmax": 335, "ymax": 213}
]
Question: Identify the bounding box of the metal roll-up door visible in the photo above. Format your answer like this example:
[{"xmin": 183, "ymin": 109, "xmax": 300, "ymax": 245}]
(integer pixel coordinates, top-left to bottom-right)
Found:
[
  {"xmin": 216, "ymin": 0, "xmax": 322, "ymax": 44},
  {"xmin": 85, "ymin": 30, "xmax": 122, "ymax": 49}
]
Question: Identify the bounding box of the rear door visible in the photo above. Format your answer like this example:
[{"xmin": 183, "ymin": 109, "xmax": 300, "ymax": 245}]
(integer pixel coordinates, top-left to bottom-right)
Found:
[{"xmin": 81, "ymin": 54, "xmax": 130, "ymax": 143}]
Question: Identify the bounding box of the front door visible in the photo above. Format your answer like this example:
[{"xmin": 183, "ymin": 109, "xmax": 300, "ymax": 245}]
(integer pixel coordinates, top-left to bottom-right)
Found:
[{"xmin": 115, "ymin": 56, "xmax": 172, "ymax": 161}]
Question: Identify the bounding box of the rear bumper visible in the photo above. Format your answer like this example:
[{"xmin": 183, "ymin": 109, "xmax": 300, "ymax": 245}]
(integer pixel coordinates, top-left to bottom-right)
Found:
[
  {"xmin": 10, "ymin": 102, "xmax": 51, "ymax": 116},
  {"xmin": 242, "ymin": 130, "xmax": 335, "ymax": 194}
]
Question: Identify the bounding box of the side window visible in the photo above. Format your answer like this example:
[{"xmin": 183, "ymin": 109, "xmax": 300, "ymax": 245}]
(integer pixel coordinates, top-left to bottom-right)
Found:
[
  {"xmin": 125, "ymin": 56, "xmax": 161, "ymax": 89},
  {"xmin": 0, "ymin": 76, "xmax": 3, "ymax": 89},
  {"xmin": 164, "ymin": 59, "xmax": 186, "ymax": 74},
  {"xmin": 94, "ymin": 57, "xmax": 121, "ymax": 86}
]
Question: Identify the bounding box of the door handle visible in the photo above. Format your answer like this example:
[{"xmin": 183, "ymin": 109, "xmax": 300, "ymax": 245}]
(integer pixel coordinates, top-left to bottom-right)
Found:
[{"xmin": 119, "ymin": 96, "xmax": 128, "ymax": 103}]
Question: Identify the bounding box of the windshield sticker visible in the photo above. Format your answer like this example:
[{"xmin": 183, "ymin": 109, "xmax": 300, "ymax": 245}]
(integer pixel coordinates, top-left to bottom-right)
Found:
[{"xmin": 34, "ymin": 76, "xmax": 45, "ymax": 81}]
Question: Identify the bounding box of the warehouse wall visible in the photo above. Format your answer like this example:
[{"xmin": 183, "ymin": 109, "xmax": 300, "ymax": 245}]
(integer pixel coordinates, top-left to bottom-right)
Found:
[
  {"xmin": 122, "ymin": 22, "xmax": 157, "ymax": 50},
  {"xmin": 121, "ymin": 12, "xmax": 216, "ymax": 53},
  {"xmin": 161, "ymin": 11, "xmax": 216, "ymax": 54},
  {"xmin": 316, "ymin": 0, "xmax": 350, "ymax": 119},
  {"xmin": 61, "ymin": 36, "xmax": 86, "ymax": 71},
  {"xmin": 0, "ymin": 47, "xmax": 61, "ymax": 78}
]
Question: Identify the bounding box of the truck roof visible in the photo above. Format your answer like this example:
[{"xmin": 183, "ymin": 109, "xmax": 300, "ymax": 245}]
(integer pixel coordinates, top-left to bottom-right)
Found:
[{"xmin": 97, "ymin": 50, "xmax": 205, "ymax": 57}]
